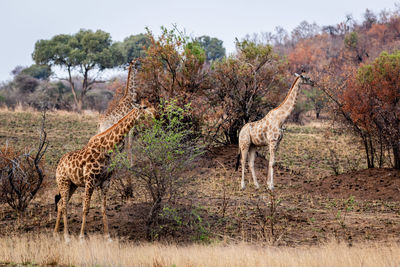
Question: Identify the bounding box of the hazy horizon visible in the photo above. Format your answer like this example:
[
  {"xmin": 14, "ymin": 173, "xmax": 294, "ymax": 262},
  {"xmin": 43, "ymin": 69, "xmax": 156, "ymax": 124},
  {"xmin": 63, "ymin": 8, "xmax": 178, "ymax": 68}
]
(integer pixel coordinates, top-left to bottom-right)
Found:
[{"xmin": 0, "ymin": 0, "xmax": 398, "ymax": 82}]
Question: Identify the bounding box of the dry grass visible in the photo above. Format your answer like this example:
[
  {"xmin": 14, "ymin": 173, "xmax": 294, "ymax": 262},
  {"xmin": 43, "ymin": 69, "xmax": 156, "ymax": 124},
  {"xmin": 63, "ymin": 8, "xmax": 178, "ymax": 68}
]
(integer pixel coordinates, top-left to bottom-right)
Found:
[
  {"xmin": 0, "ymin": 109, "xmax": 98, "ymax": 167},
  {"xmin": 0, "ymin": 234, "xmax": 399, "ymax": 266},
  {"xmin": 275, "ymin": 122, "xmax": 366, "ymax": 180}
]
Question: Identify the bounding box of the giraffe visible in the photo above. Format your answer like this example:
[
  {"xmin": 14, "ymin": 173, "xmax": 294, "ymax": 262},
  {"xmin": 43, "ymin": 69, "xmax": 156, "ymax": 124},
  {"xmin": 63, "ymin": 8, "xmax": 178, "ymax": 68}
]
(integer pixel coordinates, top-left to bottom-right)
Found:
[
  {"xmin": 235, "ymin": 73, "xmax": 314, "ymax": 191},
  {"xmin": 54, "ymin": 102, "xmax": 155, "ymax": 242},
  {"xmin": 98, "ymin": 60, "xmax": 140, "ymax": 162}
]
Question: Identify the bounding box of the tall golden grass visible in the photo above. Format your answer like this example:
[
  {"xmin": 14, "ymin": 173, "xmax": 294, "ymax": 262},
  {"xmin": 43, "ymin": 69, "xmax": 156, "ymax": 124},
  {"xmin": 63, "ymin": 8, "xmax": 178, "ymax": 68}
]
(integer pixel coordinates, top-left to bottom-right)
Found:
[{"xmin": 0, "ymin": 234, "xmax": 399, "ymax": 266}]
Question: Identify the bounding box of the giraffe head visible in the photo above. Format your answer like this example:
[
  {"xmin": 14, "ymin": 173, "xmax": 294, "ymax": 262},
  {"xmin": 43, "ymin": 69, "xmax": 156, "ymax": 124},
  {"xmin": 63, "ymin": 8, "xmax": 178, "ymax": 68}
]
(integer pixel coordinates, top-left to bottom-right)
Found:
[
  {"xmin": 137, "ymin": 98, "xmax": 156, "ymax": 123},
  {"xmin": 295, "ymin": 73, "xmax": 314, "ymax": 86}
]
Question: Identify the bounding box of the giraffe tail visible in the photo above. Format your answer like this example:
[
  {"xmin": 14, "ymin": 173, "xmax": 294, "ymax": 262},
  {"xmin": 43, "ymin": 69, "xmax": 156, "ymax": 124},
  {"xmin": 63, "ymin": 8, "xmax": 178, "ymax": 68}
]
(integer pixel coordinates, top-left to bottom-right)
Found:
[
  {"xmin": 55, "ymin": 193, "xmax": 61, "ymax": 212},
  {"xmin": 235, "ymin": 152, "xmax": 241, "ymax": 171}
]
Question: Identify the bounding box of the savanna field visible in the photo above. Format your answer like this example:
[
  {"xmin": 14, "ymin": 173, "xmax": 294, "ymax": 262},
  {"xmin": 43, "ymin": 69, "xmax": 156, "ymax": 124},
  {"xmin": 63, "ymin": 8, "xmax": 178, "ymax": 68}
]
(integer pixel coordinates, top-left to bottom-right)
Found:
[
  {"xmin": 0, "ymin": 108, "xmax": 399, "ymax": 266},
  {"xmin": 3, "ymin": 3, "xmax": 400, "ymax": 266}
]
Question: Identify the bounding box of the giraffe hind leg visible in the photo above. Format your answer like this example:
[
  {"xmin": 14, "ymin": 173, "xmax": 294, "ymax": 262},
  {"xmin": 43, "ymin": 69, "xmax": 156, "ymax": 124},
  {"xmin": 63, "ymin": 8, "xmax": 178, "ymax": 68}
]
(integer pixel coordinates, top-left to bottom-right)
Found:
[
  {"xmin": 267, "ymin": 141, "xmax": 278, "ymax": 191},
  {"xmin": 54, "ymin": 183, "xmax": 77, "ymax": 236},
  {"xmin": 100, "ymin": 181, "xmax": 112, "ymax": 242},
  {"xmin": 240, "ymin": 146, "xmax": 249, "ymax": 190},
  {"xmin": 58, "ymin": 182, "xmax": 77, "ymax": 242},
  {"xmin": 248, "ymin": 146, "xmax": 259, "ymax": 189}
]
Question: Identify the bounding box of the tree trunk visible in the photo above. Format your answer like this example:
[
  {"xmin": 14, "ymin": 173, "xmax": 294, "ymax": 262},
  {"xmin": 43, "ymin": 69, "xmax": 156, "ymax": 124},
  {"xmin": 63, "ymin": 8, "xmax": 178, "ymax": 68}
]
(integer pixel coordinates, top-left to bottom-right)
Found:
[
  {"xmin": 362, "ymin": 135, "xmax": 374, "ymax": 169},
  {"xmin": 226, "ymin": 126, "xmax": 239, "ymax": 145},
  {"xmin": 392, "ymin": 142, "xmax": 400, "ymax": 169},
  {"xmin": 145, "ymin": 196, "xmax": 162, "ymax": 240},
  {"xmin": 76, "ymin": 99, "xmax": 83, "ymax": 113},
  {"xmin": 66, "ymin": 67, "xmax": 81, "ymax": 112},
  {"xmin": 369, "ymin": 137, "xmax": 375, "ymax": 168}
]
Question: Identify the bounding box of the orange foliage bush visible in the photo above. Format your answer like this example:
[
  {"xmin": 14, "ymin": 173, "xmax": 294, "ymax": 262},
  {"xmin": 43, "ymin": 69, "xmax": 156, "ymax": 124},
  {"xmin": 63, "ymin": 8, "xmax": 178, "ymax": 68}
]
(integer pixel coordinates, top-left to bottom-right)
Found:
[{"xmin": 341, "ymin": 51, "xmax": 400, "ymax": 168}]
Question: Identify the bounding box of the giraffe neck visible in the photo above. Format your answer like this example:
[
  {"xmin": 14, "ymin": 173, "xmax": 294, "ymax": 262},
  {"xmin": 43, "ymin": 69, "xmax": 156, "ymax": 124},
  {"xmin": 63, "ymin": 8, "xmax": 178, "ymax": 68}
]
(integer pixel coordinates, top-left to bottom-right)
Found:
[
  {"xmin": 272, "ymin": 76, "xmax": 302, "ymax": 119},
  {"xmin": 91, "ymin": 108, "xmax": 142, "ymax": 151},
  {"xmin": 98, "ymin": 62, "xmax": 138, "ymax": 133},
  {"xmin": 122, "ymin": 62, "xmax": 137, "ymax": 103}
]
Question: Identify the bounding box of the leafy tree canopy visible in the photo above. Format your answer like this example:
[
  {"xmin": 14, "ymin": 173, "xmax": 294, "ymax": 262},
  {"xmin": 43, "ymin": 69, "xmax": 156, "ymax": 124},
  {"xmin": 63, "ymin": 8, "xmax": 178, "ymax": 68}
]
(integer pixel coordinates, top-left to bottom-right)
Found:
[
  {"xmin": 120, "ymin": 33, "xmax": 151, "ymax": 62},
  {"xmin": 20, "ymin": 64, "xmax": 52, "ymax": 80},
  {"xmin": 33, "ymin": 29, "xmax": 124, "ymax": 70},
  {"xmin": 32, "ymin": 29, "xmax": 124, "ymax": 111},
  {"xmin": 195, "ymin": 35, "xmax": 226, "ymax": 61}
]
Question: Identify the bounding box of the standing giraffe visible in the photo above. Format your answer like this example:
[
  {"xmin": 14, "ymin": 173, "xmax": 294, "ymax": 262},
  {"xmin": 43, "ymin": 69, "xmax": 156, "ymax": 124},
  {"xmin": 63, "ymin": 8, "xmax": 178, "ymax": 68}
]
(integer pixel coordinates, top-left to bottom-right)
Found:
[
  {"xmin": 235, "ymin": 73, "xmax": 314, "ymax": 190},
  {"xmin": 98, "ymin": 60, "xmax": 139, "ymax": 162},
  {"xmin": 54, "ymin": 102, "xmax": 155, "ymax": 242}
]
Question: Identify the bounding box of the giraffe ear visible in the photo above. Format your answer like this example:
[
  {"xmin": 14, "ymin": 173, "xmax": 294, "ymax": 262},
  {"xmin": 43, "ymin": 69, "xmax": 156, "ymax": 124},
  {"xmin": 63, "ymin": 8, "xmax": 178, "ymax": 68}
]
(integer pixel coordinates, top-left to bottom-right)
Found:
[{"xmin": 295, "ymin": 73, "xmax": 300, "ymax": 77}]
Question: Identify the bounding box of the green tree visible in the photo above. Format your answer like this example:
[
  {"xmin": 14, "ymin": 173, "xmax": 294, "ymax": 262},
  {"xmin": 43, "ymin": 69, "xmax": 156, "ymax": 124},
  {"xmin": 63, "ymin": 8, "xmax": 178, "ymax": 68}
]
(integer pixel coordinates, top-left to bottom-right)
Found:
[
  {"xmin": 32, "ymin": 29, "xmax": 124, "ymax": 111},
  {"xmin": 195, "ymin": 35, "xmax": 226, "ymax": 61},
  {"xmin": 20, "ymin": 64, "xmax": 52, "ymax": 80},
  {"xmin": 303, "ymin": 87, "xmax": 327, "ymax": 119},
  {"xmin": 120, "ymin": 33, "xmax": 151, "ymax": 61},
  {"xmin": 344, "ymin": 32, "xmax": 358, "ymax": 49}
]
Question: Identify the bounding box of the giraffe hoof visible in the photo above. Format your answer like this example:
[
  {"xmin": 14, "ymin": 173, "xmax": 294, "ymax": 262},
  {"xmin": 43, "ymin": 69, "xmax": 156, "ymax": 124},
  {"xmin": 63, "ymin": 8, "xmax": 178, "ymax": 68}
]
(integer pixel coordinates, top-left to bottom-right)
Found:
[
  {"xmin": 240, "ymin": 182, "xmax": 246, "ymax": 190},
  {"xmin": 79, "ymin": 235, "xmax": 86, "ymax": 243},
  {"xmin": 64, "ymin": 235, "xmax": 71, "ymax": 244},
  {"xmin": 52, "ymin": 232, "xmax": 59, "ymax": 240},
  {"xmin": 268, "ymin": 184, "xmax": 274, "ymax": 191},
  {"xmin": 104, "ymin": 234, "xmax": 113, "ymax": 243}
]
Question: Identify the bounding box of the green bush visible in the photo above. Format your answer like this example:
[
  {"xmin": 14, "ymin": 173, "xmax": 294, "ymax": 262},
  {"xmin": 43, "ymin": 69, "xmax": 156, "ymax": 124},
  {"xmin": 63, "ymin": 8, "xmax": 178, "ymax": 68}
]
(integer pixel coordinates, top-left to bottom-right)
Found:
[{"xmin": 111, "ymin": 99, "xmax": 203, "ymax": 240}]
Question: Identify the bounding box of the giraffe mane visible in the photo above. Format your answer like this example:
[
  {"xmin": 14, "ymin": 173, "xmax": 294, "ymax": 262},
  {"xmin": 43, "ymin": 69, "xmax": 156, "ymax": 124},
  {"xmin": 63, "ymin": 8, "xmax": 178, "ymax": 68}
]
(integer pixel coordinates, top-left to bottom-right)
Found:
[
  {"xmin": 92, "ymin": 107, "xmax": 141, "ymax": 139},
  {"xmin": 122, "ymin": 60, "xmax": 136, "ymax": 99},
  {"xmin": 271, "ymin": 76, "xmax": 301, "ymax": 111},
  {"xmin": 100, "ymin": 60, "xmax": 138, "ymax": 121}
]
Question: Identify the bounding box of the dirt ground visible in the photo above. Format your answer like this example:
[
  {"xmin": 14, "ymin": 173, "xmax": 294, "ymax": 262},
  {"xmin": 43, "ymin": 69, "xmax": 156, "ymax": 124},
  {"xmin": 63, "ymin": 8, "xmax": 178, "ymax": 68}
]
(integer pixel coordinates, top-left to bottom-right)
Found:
[
  {"xmin": 0, "ymin": 110, "xmax": 399, "ymax": 246},
  {"xmin": 1, "ymin": 144, "xmax": 399, "ymax": 246}
]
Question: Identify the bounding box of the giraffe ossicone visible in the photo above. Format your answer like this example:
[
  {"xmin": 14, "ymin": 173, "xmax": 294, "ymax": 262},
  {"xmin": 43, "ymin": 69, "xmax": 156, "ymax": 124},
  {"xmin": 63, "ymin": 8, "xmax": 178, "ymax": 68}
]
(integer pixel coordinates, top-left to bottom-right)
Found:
[{"xmin": 235, "ymin": 73, "xmax": 314, "ymax": 191}]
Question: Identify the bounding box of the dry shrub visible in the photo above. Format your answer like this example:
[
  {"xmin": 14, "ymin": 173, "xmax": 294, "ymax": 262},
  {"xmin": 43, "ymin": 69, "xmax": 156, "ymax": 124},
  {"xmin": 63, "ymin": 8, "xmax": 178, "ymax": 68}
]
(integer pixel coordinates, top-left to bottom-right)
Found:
[
  {"xmin": 0, "ymin": 112, "xmax": 48, "ymax": 217},
  {"xmin": 110, "ymin": 168, "xmax": 137, "ymax": 202}
]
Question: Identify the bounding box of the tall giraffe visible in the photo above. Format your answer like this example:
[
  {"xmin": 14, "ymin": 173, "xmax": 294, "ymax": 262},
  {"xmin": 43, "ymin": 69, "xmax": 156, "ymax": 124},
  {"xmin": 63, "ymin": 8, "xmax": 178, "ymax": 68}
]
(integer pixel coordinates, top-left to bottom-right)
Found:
[
  {"xmin": 235, "ymin": 73, "xmax": 314, "ymax": 191},
  {"xmin": 54, "ymin": 102, "xmax": 155, "ymax": 242}
]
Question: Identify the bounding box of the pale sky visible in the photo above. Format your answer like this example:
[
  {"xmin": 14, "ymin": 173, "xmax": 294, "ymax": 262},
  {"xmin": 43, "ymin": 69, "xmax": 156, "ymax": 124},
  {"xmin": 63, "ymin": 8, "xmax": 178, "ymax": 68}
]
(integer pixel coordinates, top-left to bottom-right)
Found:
[{"xmin": 0, "ymin": 0, "xmax": 398, "ymax": 82}]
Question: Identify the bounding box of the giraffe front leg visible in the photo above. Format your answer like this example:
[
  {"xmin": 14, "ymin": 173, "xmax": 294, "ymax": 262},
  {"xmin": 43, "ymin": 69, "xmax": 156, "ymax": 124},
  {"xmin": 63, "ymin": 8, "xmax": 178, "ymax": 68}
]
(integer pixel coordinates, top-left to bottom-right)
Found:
[
  {"xmin": 100, "ymin": 183, "xmax": 112, "ymax": 242},
  {"xmin": 248, "ymin": 147, "xmax": 259, "ymax": 189},
  {"xmin": 80, "ymin": 183, "xmax": 94, "ymax": 241},
  {"xmin": 267, "ymin": 141, "xmax": 278, "ymax": 191},
  {"xmin": 54, "ymin": 197, "xmax": 62, "ymax": 238},
  {"xmin": 240, "ymin": 147, "xmax": 249, "ymax": 190},
  {"xmin": 61, "ymin": 193, "xmax": 70, "ymax": 243}
]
